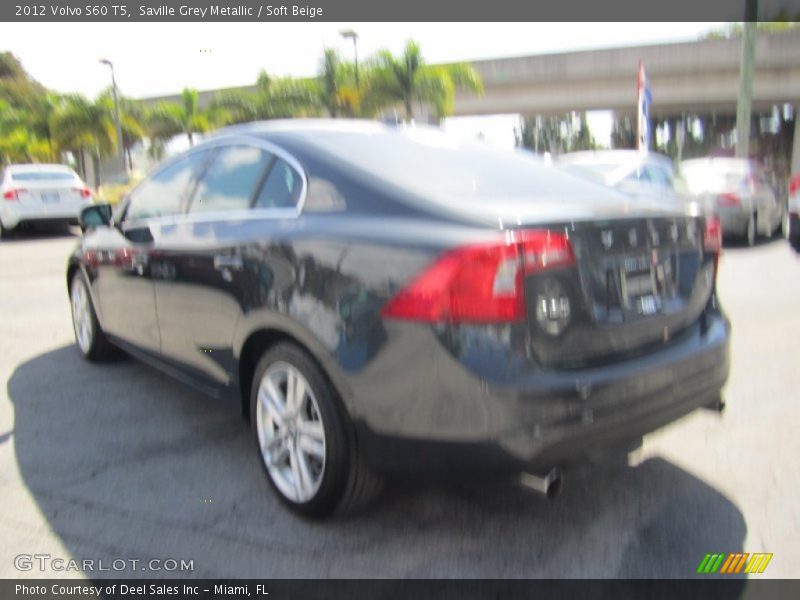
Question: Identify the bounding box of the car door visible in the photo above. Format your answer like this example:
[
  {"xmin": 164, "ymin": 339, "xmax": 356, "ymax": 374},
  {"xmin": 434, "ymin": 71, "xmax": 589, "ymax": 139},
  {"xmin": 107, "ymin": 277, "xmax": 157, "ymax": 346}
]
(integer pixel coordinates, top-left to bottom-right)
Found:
[
  {"xmin": 93, "ymin": 150, "xmax": 211, "ymax": 354},
  {"xmin": 153, "ymin": 142, "xmax": 303, "ymax": 387}
]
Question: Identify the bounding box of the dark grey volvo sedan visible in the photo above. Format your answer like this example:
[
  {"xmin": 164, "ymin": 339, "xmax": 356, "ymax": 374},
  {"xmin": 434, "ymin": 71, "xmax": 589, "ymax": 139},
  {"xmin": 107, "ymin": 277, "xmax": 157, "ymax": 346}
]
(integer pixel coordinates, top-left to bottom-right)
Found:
[{"xmin": 68, "ymin": 121, "xmax": 730, "ymax": 517}]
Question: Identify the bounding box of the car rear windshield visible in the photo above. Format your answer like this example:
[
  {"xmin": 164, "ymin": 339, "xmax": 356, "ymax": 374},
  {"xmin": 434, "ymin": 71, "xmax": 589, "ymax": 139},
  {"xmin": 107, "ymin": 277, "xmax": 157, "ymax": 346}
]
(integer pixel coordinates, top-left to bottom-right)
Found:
[
  {"xmin": 303, "ymin": 128, "xmax": 606, "ymax": 206},
  {"xmin": 11, "ymin": 171, "xmax": 77, "ymax": 182},
  {"xmin": 681, "ymin": 161, "xmax": 749, "ymax": 193}
]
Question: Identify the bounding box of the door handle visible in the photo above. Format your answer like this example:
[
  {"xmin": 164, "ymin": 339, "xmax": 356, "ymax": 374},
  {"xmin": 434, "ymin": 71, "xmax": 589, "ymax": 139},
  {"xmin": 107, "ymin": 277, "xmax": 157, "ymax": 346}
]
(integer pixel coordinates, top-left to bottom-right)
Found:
[{"xmin": 213, "ymin": 254, "xmax": 243, "ymax": 271}]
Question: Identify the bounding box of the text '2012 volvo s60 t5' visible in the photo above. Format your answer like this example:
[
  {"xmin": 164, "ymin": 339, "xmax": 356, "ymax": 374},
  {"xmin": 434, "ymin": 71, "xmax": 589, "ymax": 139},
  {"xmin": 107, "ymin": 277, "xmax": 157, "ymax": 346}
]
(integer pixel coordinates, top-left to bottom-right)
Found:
[{"xmin": 67, "ymin": 120, "xmax": 730, "ymax": 518}]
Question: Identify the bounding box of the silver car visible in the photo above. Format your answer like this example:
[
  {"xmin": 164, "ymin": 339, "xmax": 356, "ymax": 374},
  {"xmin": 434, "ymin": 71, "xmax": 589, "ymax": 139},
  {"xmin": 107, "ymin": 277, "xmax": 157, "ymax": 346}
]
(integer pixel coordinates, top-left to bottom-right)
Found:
[
  {"xmin": 680, "ymin": 158, "xmax": 783, "ymax": 246},
  {"xmin": 558, "ymin": 150, "xmax": 682, "ymax": 200},
  {"xmin": 0, "ymin": 164, "xmax": 93, "ymax": 239}
]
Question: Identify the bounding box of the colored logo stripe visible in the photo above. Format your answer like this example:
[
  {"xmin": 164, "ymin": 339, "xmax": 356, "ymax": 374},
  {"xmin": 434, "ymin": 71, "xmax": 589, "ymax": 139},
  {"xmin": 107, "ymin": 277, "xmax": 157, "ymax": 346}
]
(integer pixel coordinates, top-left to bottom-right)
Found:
[{"xmin": 697, "ymin": 553, "xmax": 772, "ymax": 574}]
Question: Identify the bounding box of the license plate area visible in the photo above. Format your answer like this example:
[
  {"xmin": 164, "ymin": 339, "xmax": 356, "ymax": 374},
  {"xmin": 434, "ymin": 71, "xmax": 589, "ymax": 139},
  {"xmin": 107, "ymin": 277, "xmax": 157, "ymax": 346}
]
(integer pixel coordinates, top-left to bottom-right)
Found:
[
  {"xmin": 41, "ymin": 191, "xmax": 60, "ymax": 203},
  {"xmin": 619, "ymin": 252, "xmax": 677, "ymax": 317}
]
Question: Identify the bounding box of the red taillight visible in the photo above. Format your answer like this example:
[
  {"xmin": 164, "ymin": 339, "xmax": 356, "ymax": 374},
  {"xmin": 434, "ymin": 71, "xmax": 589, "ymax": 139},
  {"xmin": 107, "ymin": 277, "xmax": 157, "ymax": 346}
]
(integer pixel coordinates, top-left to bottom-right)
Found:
[
  {"xmin": 73, "ymin": 187, "xmax": 92, "ymax": 198},
  {"xmin": 3, "ymin": 188, "xmax": 25, "ymax": 201},
  {"xmin": 789, "ymin": 174, "xmax": 800, "ymax": 197},
  {"xmin": 717, "ymin": 192, "xmax": 740, "ymax": 207},
  {"xmin": 704, "ymin": 215, "xmax": 722, "ymax": 254},
  {"xmin": 380, "ymin": 230, "xmax": 575, "ymax": 323},
  {"xmin": 704, "ymin": 215, "xmax": 722, "ymax": 277}
]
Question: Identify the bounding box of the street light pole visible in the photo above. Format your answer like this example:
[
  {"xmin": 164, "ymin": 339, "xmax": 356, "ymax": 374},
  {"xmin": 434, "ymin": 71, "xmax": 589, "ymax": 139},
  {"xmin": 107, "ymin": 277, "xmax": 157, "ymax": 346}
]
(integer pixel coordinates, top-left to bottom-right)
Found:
[
  {"xmin": 100, "ymin": 58, "xmax": 126, "ymax": 174},
  {"xmin": 340, "ymin": 29, "xmax": 360, "ymax": 90}
]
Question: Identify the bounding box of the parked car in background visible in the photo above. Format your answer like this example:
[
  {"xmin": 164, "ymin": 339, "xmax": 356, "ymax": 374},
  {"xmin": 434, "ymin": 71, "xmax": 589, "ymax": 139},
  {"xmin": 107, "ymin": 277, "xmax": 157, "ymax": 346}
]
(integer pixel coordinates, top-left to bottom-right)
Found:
[
  {"xmin": 0, "ymin": 164, "xmax": 93, "ymax": 239},
  {"xmin": 680, "ymin": 157, "xmax": 783, "ymax": 246},
  {"xmin": 788, "ymin": 173, "xmax": 800, "ymax": 251},
  {"xmin": 558, "ymin": 150, "xmax": 683, "ymax": 200},
  {"xmin": 97, "ymin": 170, "xmax": 146, "ymax": 206},
  {"xmin": 68, "ymin": 121, "xmax": 729, "ymax": 518}
]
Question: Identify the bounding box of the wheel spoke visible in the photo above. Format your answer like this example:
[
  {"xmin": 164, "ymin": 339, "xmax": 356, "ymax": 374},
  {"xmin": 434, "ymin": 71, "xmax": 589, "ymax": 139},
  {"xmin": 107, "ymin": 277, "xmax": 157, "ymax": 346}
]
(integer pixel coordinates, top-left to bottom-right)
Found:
[
  {"xmin": 286, "ymin": 369, "xmax": 306, "ymax": 416},
  {"xmin": 297, "ymin": 431, "xmax": 325, "ymax": 460},
  {"xmin": 290, "ymin": 444, "xmax": 313, "ymax": 500},
  {"xmin": 297, "ymin": 419, "xmax": 324, "ymax": 442},
  {"xmin": 258, "ymin": 386, "xmax": 284, "ymax": 427}
]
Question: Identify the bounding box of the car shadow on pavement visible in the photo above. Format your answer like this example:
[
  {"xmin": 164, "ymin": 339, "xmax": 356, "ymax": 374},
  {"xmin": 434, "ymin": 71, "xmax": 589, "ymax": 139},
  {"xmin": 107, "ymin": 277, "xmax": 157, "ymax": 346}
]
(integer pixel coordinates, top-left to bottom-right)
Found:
[
  {"xmin": 722, "ymin": 234, "xmax": 785, "ymax": 250},
  {"xmin": 8, "ymin": 345, "xmax": 747, "ymax": 579}
]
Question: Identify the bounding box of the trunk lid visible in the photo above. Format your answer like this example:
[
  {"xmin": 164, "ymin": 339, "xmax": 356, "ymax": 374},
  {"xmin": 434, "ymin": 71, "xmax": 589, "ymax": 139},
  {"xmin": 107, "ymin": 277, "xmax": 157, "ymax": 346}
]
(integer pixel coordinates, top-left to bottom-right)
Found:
[{"xmin": 523, "ymin": 215, "xmax": 716, "ymax": 368}]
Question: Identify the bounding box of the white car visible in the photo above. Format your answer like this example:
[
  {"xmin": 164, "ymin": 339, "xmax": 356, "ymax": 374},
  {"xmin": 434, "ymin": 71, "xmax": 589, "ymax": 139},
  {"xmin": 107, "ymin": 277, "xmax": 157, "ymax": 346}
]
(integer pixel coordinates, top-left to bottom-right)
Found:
[{"xmin": 0, "ymin": 164, "xmax": 93, "ymax": 238}]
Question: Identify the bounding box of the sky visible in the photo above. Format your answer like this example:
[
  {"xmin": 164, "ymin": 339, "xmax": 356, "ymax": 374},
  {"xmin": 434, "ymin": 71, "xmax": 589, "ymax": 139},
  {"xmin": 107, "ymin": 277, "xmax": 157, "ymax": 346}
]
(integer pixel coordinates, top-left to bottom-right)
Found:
[{"xmin": 1, "ymin": 21, "xmax": 727, "ymax": 147}]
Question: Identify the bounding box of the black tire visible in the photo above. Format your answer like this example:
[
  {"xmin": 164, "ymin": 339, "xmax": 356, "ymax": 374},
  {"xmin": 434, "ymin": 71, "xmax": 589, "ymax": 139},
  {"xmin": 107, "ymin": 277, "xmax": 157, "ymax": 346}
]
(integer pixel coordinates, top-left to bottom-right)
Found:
[
  {"xmin": 250, "ymin": 342, "xmax": 382, "ymax": 518},
  {"xmin": 69, "ymin": 270, "xmax": 118, "ymax": 361},
  {"xmin": 0, "ymin": 221, "xmax": 10, "ymax": 240},
  {"xmin": 745, "ymin": 215, "xmax": 756, "ymax": 247}
]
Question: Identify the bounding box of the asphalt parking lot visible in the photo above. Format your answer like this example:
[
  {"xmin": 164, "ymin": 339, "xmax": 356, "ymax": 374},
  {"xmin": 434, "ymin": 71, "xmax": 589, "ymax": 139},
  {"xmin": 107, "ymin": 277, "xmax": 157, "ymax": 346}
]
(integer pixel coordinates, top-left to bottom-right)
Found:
[{"xmin": 0, "ymin": 229, "xmax": 798, "ymax": 579}]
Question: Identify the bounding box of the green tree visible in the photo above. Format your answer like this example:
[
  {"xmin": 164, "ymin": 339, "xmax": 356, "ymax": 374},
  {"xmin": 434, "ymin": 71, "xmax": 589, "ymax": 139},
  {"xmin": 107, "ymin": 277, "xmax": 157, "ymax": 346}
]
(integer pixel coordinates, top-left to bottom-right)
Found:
[
  {"xmin": 148, "ymin": 88, "xmax": 211, "ymax": 147},
  {"xmin": 50, "ymin": 94, "xmax": 117, "ymax": 188},
  {"xmin": 316, "ymin": 48, "xmax": 363, "ymax": 118},
  {"xmin": 211, "ymin": 72, "xmax": 319, "ymax": 125},
  {"xmin": 366, "ymin": 40, "xmax": 483, "ymax": 121}
]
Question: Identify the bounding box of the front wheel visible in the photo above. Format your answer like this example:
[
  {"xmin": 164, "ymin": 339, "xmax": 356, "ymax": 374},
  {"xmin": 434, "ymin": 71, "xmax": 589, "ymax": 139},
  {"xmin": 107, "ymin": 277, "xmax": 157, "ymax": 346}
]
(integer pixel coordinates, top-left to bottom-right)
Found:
[
  {"xmin": 70, "ymin": 271, "xmax": 117, "ymax": 361},
  {"xmin": 250, "ymin": 343, "xmax": 382, "ymax": 518}
]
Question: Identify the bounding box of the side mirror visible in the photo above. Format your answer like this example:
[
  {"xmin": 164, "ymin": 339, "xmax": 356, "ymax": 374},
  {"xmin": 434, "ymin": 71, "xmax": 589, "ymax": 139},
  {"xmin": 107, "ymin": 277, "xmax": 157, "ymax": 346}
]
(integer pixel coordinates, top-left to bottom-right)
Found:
[{"xmin": 79, "ymin": 203, "xmax": 112, "ymax": 232}]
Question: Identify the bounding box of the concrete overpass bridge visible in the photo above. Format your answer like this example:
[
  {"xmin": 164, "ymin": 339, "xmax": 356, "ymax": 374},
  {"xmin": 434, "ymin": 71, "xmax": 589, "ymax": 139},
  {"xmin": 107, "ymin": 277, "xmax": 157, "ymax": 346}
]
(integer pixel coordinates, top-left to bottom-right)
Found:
[
  {"xmin": 137, "ymin": 31, "xmax": 800, "ymax": 173},
  {"xmin": 454, "ymin": 31, "xmax": 800, "ymax": 118}
]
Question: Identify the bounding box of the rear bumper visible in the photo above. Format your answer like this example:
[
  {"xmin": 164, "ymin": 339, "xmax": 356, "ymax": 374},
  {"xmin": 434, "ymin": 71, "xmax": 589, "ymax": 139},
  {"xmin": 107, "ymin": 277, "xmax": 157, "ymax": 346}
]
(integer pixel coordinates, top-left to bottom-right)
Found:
[
  {"xmin": 789, "ymin": 213, "xmax": 800, "ymax": 247},
  {"xmin": 354, "ymin": 312, "xmax": 730, "ymax": 474},
  {"xmin": 1, "ymin": 203, "xmax": 87, "ymax": 229}
]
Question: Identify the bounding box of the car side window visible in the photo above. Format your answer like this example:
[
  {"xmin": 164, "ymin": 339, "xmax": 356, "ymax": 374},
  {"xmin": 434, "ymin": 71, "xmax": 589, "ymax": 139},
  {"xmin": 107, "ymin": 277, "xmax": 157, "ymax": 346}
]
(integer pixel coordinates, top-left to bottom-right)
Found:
[
  {"xmin": 254, "ymin": 158, "xmax": 303, "ymax": 209},
  {"xmin": 125, "ymin": 151, "xmax": 209, "ymax": 222},
  {"xmin": 189, "ymin": 146, "xmax": 272, "ymax": 213}
]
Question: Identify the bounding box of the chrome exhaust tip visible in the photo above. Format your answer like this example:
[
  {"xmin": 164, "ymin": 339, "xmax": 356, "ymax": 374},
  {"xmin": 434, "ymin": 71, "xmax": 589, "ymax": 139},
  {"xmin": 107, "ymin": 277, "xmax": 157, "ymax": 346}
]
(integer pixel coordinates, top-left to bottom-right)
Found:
[
  {"xmin": 519, "ymin": 467, "xmax": 563, "ymax": 499},
  {"xmin": 702, "ymin": 395, "xmax": 726, "ymax": 414}
]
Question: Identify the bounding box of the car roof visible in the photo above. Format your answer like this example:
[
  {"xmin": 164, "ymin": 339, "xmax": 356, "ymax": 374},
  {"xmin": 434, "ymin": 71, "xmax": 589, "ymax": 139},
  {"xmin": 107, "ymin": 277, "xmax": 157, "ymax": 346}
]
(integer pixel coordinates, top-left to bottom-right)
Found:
[
  {"xmin": 559, "ymin": 150, "xmax": 673, "ymax": 167},
  {"xmin": 214, "ymin": 118, "xmax": 395, "ymax": 139},
  {"xmin": 680, "ymin": 157, "xmax": 756, "ymax": 171}
]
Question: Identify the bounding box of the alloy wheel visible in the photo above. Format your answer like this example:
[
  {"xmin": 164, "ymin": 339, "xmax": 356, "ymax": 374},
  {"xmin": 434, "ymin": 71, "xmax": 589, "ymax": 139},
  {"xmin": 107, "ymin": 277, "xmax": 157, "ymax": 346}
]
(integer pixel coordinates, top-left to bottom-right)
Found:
[{"xmin": 255, "ymin": 362, "xmax": 326, "ymax": 503}]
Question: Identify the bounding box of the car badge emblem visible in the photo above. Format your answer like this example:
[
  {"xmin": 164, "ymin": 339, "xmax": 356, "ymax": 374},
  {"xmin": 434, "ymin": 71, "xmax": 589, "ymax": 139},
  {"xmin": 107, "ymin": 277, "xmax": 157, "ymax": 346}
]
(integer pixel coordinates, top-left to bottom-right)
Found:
[
  {"xmin": 601, "ymin": 230, "xmax": 614, "ymax": 249},
  {"xmin": 628, "ymin": 228, "xmax": 638, "ymax": 247},
  {"xmin": 651, "ymin": 228, "xmax": 660, "ymax": 246},
  {"xmin": 686, "ymin": 221, "xmax": 696, "ymax": 241}
]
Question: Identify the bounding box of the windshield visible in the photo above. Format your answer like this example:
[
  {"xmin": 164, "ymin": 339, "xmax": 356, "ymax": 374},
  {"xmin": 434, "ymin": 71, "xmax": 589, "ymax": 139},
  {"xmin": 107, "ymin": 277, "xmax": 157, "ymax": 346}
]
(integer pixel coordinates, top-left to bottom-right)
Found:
[
  {"xmin": 681, "ymin": 161, "xmax": 748, "ymax": 194},
  {"xmin": 11, "ymin": 171, "xmax": 78, "ymax": 182},
  {"xmin": 301, "ymin": 127, "xmax": 612, "ymax": 207}
]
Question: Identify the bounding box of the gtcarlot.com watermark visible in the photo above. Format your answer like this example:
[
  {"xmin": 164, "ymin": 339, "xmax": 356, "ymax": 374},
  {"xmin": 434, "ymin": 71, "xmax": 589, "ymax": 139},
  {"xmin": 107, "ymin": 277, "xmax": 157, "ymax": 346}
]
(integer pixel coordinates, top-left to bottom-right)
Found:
[{"xmin": 14, "ymin": 554, "xmax": 194, "ymax": 573}]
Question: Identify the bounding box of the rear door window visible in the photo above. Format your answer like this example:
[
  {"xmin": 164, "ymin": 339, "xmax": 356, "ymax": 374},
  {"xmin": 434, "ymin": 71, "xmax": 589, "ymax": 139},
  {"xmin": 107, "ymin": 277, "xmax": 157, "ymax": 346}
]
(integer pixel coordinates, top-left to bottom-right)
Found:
[
  {"xmin": 189, "ymin": 145, "xmax": 272, "ymax": 213},
  {"xmin": 254, "ymin": 158, "xmax": 303, "ymax": 209}
]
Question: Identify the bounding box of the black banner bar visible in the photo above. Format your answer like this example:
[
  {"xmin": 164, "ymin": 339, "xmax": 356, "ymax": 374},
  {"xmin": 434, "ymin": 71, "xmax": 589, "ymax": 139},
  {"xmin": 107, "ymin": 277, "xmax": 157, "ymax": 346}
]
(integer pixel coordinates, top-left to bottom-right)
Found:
[
  {"xmin": 2, "ymin": 0, "xmax": 800, "ymax": 23},
  {"xmin": 4, "ymin": 579, "xmax": 800, "ymax": 600}
]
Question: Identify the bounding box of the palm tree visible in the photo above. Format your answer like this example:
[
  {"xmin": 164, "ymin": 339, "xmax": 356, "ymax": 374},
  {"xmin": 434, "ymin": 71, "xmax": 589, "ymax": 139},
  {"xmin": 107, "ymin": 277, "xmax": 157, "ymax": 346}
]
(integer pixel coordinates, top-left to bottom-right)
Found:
[
  {"xmin": 317, "ymin": 49, "xmax": 361, "ymax": 118},
  {"xmin": 148, "ymin": 88, "xmax": 210, "ymax": 147},
  {"xmin": 367, "ymin": 40, "xmax": 483, "ymax": 121},
  {"xmin": 211, "ymin": 71, "xmax": 319, "ymax": 125},
  {"xmin": 50, "ymin": 94, "xmax": 117, "ymax": 187}
]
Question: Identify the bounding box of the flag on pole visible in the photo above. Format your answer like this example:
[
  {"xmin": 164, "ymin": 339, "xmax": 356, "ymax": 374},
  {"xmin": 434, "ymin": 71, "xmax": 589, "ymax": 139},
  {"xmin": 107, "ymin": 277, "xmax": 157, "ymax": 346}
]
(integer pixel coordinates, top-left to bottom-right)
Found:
[{"xmin": 637, "ymin": 61, "xmax": 652, "ymax": 153}]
